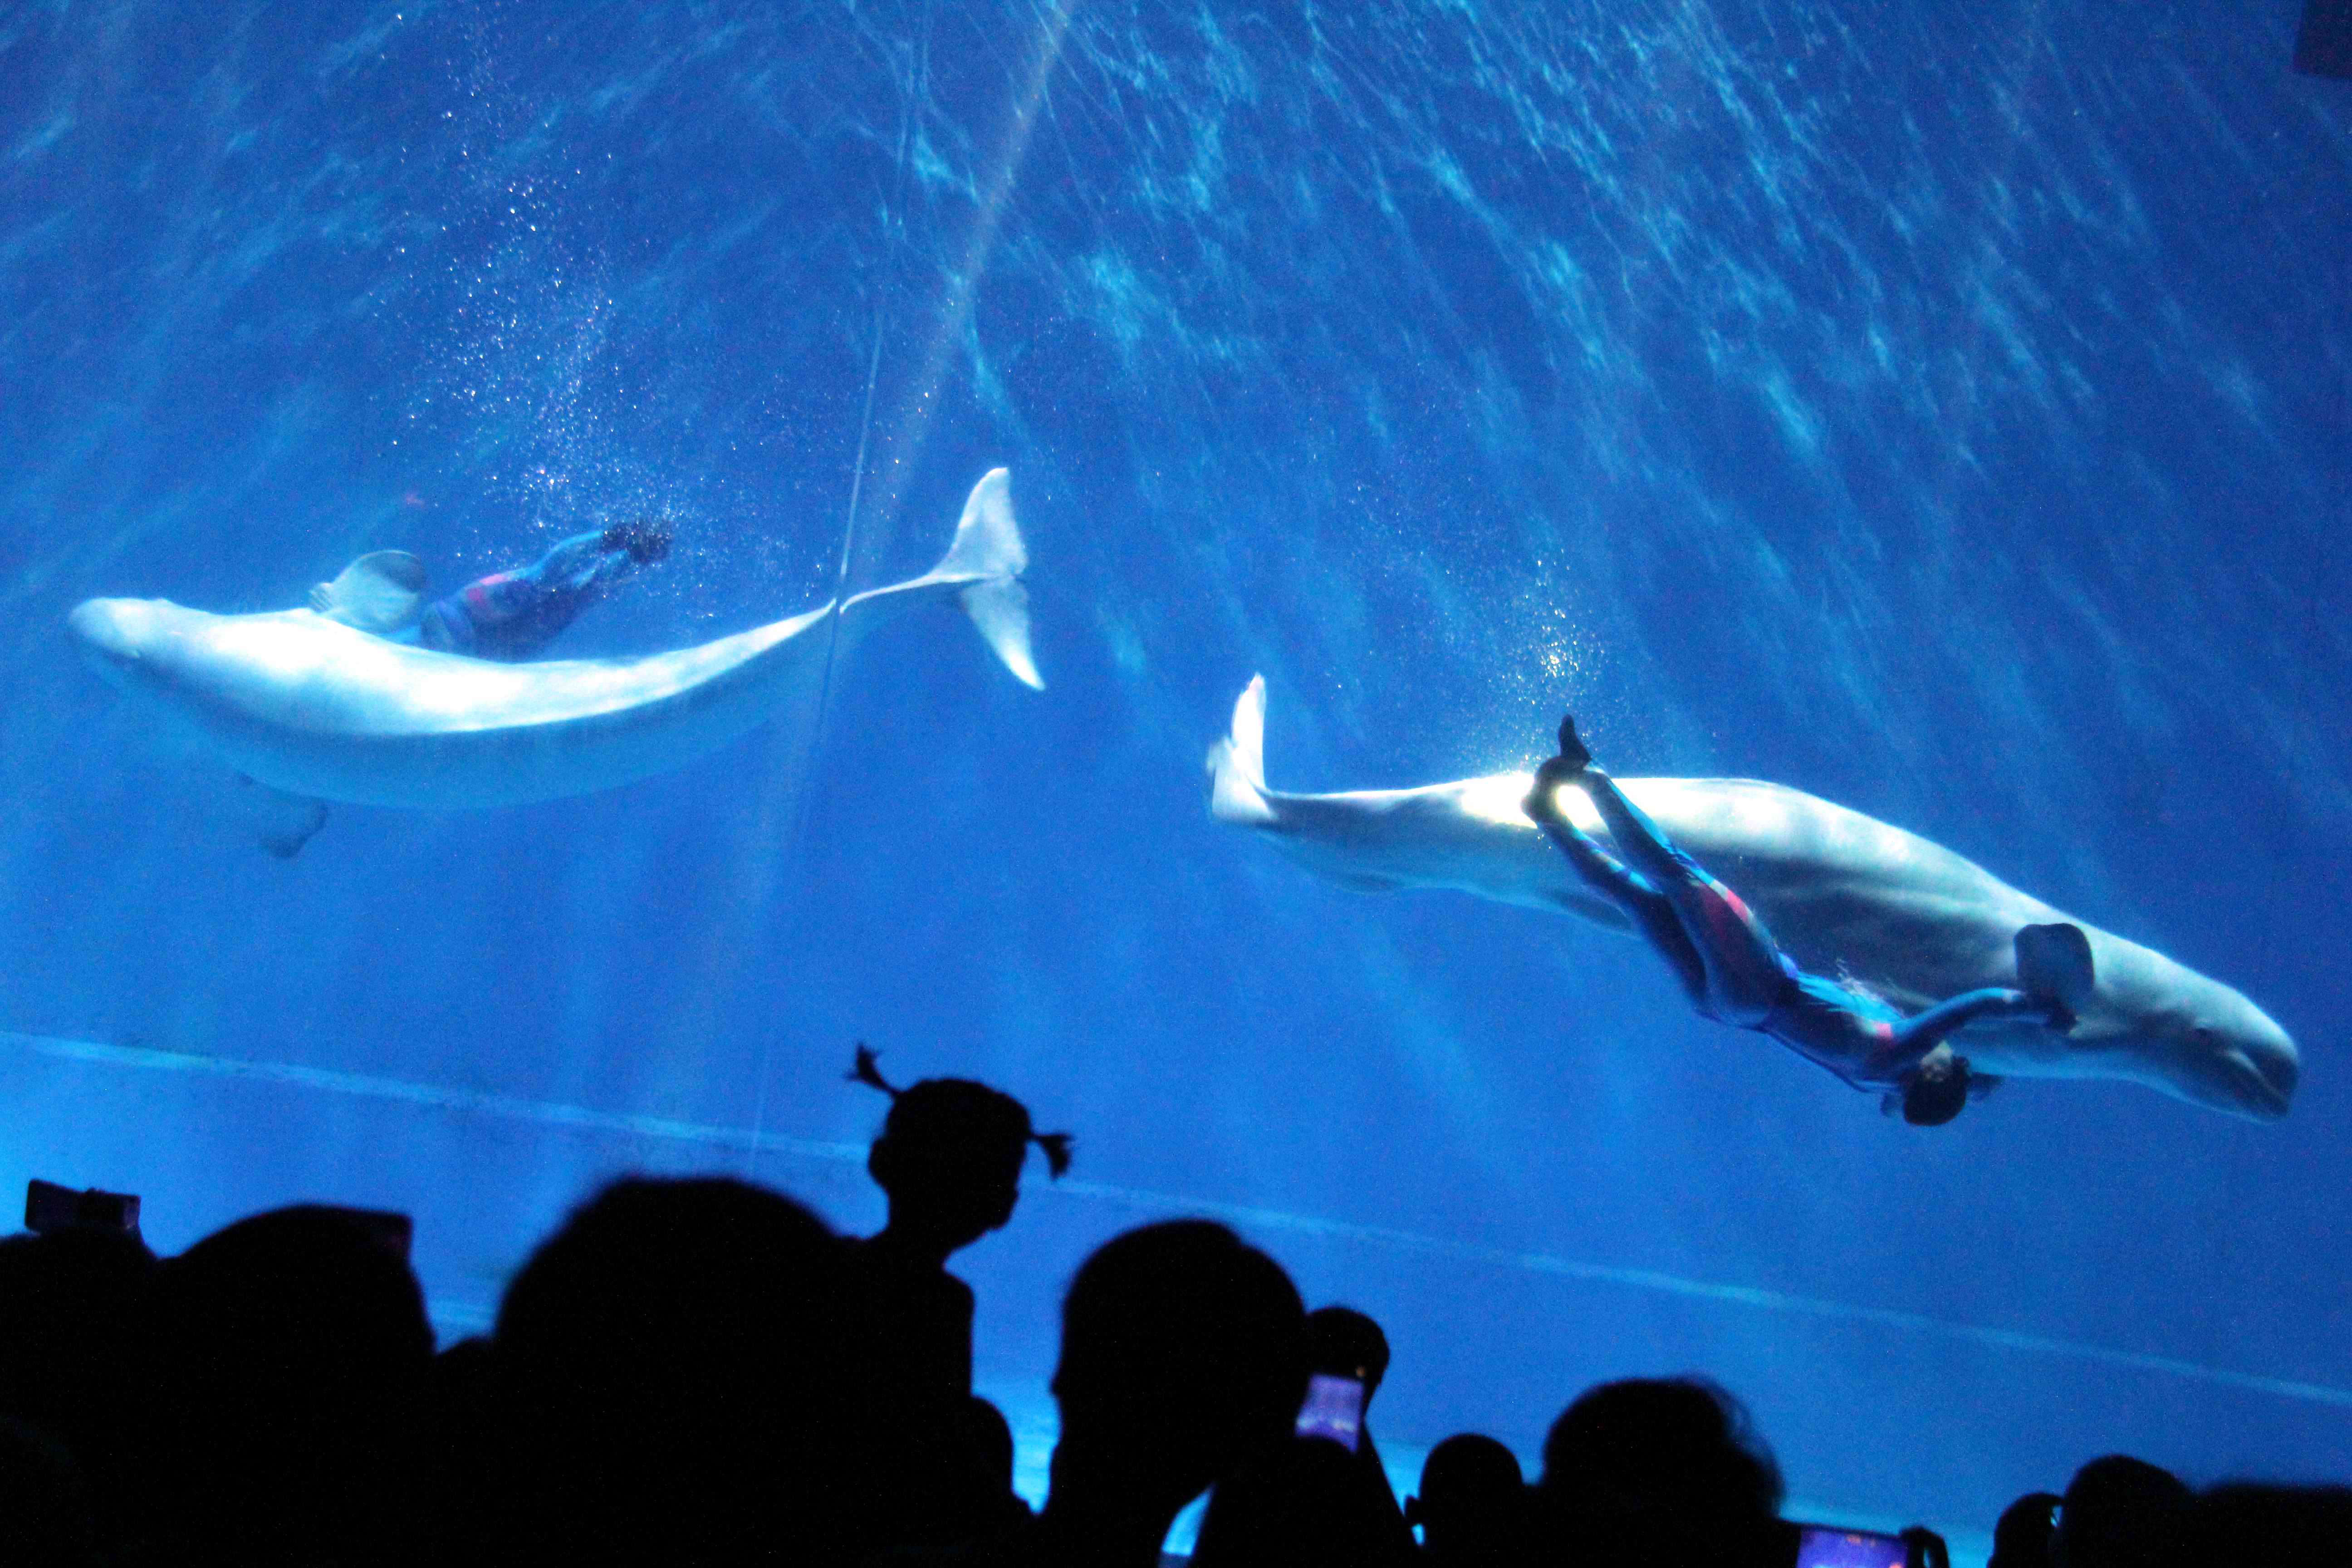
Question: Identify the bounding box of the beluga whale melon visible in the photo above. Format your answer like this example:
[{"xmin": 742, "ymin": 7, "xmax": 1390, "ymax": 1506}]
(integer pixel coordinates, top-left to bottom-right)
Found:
[{"xmin": 1207, "ymin": 676, "xmax": 2298, "ymax": 1122}]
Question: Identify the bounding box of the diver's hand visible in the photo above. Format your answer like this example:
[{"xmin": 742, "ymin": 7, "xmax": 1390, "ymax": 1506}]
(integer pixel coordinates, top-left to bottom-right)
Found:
[{"xmin": 601, "ymin": 517, "xmax": 673, "ymax": 564}]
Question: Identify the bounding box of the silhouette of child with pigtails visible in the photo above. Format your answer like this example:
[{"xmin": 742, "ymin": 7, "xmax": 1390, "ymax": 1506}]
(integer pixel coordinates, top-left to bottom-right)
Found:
[{"xmin": 844, "ymin": 1044, "xmax": 1072, "ymax": 1552}]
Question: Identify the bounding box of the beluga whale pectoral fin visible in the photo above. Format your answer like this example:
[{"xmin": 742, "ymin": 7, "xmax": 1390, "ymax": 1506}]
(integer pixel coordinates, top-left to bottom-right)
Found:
[
  {"xmin": 235, "ymin": 775, "xmax": 329, "ymax": 859},
  {"xmin": 2015, "ymin": 922, "xmax": 2095, "ymax": 1027},
  {"xmin": 309, "ymin": 551, "xmax": 428, "ymax": 632}
]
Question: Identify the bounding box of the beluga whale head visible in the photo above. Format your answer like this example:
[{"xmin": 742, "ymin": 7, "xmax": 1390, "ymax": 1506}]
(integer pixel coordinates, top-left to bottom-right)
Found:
[
  {"xmin": 2144, "ymin": 989, "xmax": 2298, "ymax": 1121},
  {"xmin": 69, "ymin": 596, "xmax": 196, "ymax": 691},
  {"xmin": 2058, "ymin": 935, "xmax": 2299, "ymax": 1121}
]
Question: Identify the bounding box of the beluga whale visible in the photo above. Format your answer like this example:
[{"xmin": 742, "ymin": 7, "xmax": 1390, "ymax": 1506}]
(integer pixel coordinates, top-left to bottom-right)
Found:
[
  {"xmin": 1208, "ymin": 676, "xmax": 2298, "ymax": 1122},
  {"xmin": 70, "ymin": 470, "xmax": 1041, "ymax": 845}
]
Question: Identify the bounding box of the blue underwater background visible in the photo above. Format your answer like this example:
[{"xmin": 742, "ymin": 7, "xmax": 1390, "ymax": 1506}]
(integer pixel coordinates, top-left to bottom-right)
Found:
[{"xmin": 3, "ymin": 0, "xmax": 2349, "ymax": 1552}]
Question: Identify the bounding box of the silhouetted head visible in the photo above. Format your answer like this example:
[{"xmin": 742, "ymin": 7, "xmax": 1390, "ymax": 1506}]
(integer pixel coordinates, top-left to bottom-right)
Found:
[
  {"xmin": 2054, "ymin": 1455, "xmax": 2190, "ymax": 1568},
  {"xmin": 1049, "ymin": 1220, "xmax": 1308, "ymax": 1520},
  {"xmin": 1306, "ymin": 1305, "xmax": 1391, "ymax": 1404},
  {"xmin": 1537, "ymin": 1377, "xmax": 1783, "ymax": 1567},
  {"xmin": 0, "ymin": 1227, "xmax": 156, "ymax": 1468},
  {"xmin": 931, "ymin": 1395, "xmax": 1031, "ymax": 1539},
  {"xmin": 131, "ymin": 1205, "xmax": 434, "ymax": 1564},
  {"xmin": 1410, "ymin": 1433, "xmax": 1525, "ymax": 1558},
  {"xmin": 1901, "ymin": 1049, "xmax": 1973, "ymax": 1127},
  {"xmin": 494, "ymin": 1176, "xmax": 857, "ymax": 1563},
  {"xmin": 852, "ymin": 1045, "xmax": 1070, "ymax": 1256},
  {"xmin": 2189, "ymin": 1482, "xmax": 2352, "ymax": 1568},
  {"xmin": 1990, "ymin": 1491, "xmax": 2061, "ymax": 1568}
]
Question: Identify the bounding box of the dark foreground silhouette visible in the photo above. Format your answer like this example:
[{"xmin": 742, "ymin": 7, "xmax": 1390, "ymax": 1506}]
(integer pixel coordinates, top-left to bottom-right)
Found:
[{"xmin": 3, "ymin": 1158, "xmax": 2341, "ymax": 1567}]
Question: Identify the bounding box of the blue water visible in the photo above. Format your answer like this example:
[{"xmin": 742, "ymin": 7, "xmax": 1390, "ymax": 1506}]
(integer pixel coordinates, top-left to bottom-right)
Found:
[{"xmin": 4, "ymin": 0, "xmax": 2348, "ymax": 1549}]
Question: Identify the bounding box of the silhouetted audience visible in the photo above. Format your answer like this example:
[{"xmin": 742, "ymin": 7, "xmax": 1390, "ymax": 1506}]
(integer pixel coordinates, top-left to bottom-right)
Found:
[
  {"xmin": 1988, "ymin": 1491, "xmax": 2061, "ymax": 1568},
  {"xmin": 1191, "ymin": 1304, "xmax": 1416, "ymax": 1568},
  {"xmin": 849, "ymin": 1045, "xmax": 1072, "ymax": 1406},
  {"xmin": 2051, "ymin": 1454, "xmax": 2192, "ymax": 1568},
  {"xmin": 1406, "ymin": 1434, "xmax": 1526, "ymax": 1566},
  {"xmin": 1021, "ymin": 1219, "xmax": 1308, "ymax": 1568},
  {"xmin": 1192, "ymin": 1434, "xmax": 1403, "ymax": 1568},
  {"xmin": 118, "ymin": 1204, "xmax": 435, "ymax": 1567},
  {"xmin": 8, "ymin": 1167, "xmax": 2351, "ymax": 1568},
  {"xmin": 0, "ymin": 1224, "xmax": 155, "ymax": 1501},
  {"xmin": 483, "ymin": 1176, "xmax": 857, "ymax": 1567},
  {"xmin": 0, "ymin": 1412, "xmax": 103, "ymax": 1568},
  {"xmin": 846, "ymin": 1044, "xmax": 1071, "ymax": 1553},
  {"xmin": 939, "ymin": 1394, "xmax": 1037, "ymax": 1540},
  {"xmin": 1531, "ymin": 1376, "xmax": 1790, "ymax": 1568},
  {"xmin": 2188, "ymin": 1482, "xmax": 2352, "ymax": 1567}
]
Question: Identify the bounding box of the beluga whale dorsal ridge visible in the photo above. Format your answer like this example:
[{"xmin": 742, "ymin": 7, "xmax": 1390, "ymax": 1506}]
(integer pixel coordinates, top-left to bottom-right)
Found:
[
  {"xmin": 70, "ymin": 469, "xmax": 1041, "ymax": 819},
  {"xmin": 1207, "ymin": 675, "xmax": 2299, "ymax": 1123}
]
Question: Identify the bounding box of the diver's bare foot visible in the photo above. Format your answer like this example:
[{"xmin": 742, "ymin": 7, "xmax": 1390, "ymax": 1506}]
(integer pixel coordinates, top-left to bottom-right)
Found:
[{"xmin": 1554, "ymin": 713, "xmax": 1593, "ymax": 773}]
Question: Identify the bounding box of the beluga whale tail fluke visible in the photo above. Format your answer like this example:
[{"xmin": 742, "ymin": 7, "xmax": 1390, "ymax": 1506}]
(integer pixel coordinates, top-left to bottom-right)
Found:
[
  {"xmin": 1206, "ymin": 676, "xmax": 2299, "ymax": 1122},
  {"xmin": 70, "ymin": 469, "xmax": 1043, "ymax": 841},
  {"xmin": 923, "ymin": 467, "xmax": 1041, "ymax": 691},
  {"xmin": 1206, "ymin": 673, "xmax": 1276, "ymax": 825}
]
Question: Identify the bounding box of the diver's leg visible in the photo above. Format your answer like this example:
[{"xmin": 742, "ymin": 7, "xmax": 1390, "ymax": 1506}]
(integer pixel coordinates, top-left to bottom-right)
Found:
[
  {"xmin": 1527, "ymin": 761, "xmax": 1707, "ymax": 1004},
  {"xmin": 1578, "ymin": 766, "xmax": 1788, "ymax": 1025},
  {"xmin": 1531, "ymin": 822, "xmax": 1709, "ymax": 1005}
]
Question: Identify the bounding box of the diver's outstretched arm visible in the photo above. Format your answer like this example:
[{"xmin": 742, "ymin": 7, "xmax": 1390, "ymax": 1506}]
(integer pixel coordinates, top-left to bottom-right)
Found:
[
  {"xmin": 1872, "ymin": 988, "xmax": 2061, "ymax": 1078},
  {"xmin": 1882, "ymin": 992, "xmax": 2051, "ymax": 1053}
]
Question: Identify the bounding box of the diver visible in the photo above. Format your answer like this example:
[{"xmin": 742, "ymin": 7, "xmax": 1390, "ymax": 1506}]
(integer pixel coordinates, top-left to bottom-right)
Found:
[
  {"xmin": 307, "ymin": 517, "xmax": 671, "ymax": 661},
  {"xmin": 1521, "ymin": 713, "xmax": 2094, "ymax": 1125}
]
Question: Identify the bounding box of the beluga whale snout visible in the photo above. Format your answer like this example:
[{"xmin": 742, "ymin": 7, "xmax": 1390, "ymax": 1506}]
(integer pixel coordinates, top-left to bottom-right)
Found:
[
  {"xmin": 68, "ymin": 596, "xmax": 159, "ymax": 680},
  {"xmin": 69, "ymin": 470, "xmax": 1042, "ymax": 837}
]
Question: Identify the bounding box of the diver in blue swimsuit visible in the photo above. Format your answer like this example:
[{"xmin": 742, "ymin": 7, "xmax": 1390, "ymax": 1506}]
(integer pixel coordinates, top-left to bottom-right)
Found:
[
  {"xmin": 413, "ymin": 518, "xmax": 671, "ymax": 660},
  {"xmin": 1522, "ymin": 713, "xmax": 2093, "ymax": 1126},
  {"xmin": 313, "ymin": 518, "xmax": 672, "ymax": 661}
]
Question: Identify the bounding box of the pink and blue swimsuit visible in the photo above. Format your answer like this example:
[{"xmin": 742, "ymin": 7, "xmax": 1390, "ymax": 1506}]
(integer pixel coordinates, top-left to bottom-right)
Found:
[
  {"xmin": 413, "ymin": 531, "xmax": 643, "ymax": 662},
  {"xmin": 1526, "ymin": 764, "xmax": 2058, "ymax": 1094}
]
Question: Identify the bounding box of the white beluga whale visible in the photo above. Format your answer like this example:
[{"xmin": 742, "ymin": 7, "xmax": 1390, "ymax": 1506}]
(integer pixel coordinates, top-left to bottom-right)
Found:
[
  {"xmin": 1208, "ymin": 676, "xmax": 2298, "ymax": 1122},
  {"xmin": 71, "ymin": 470, "xmax": 1041, "ymax": 832}
]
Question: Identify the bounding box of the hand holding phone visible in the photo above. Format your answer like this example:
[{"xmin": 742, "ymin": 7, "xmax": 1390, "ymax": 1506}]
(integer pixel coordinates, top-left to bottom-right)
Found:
[
  {"xmin": 1294, "ymin": 1372, "xmax": 1365, "ymax": 1453},
  {"xmin": 24, "ymin": 1179, "xmax": 141, "ymax": 1237}
]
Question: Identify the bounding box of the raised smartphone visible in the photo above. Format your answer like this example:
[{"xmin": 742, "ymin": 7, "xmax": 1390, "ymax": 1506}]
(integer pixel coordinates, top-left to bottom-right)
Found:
[
  {"xmin": 1794, "ymin": 1524, "xmax": 1909, "ymax": 1568},
  {"xmin": 1294, "ymin": 1372, "xmax": 1365, "ymax": 1452},
  {"xmin": 24, "ymin": 1178, "xmax": 141, "ymax": 1237}
]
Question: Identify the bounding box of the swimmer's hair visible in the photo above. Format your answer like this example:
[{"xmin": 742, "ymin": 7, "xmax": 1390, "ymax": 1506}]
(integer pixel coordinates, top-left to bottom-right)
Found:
[
  {"xmin": 1032, "ymin": 1131, "xmax": 1074, "ymax": 1179},
  {"xmin": 849, "ymin": 1041, "xmax": 900, "ymax": 1099},
  {"xmin": 1902, "ymin": 1054, "xmax": 1973, "ymax": 1127},
  {"xmin": 848, "ymin": 1043, "xmax": 1074, "ymax": 1178}
]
